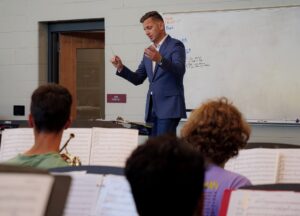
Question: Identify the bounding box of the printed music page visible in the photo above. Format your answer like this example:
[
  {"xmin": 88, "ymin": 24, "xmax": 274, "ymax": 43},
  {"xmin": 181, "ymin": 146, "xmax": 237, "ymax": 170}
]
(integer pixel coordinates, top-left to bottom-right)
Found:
[
  {"xmin": 95, "ymin": 174, "xmax": 138, "ymax": 216},
  {"xmin": 62, "ymin": 172, "xmax": 104, "ymax": 216},
  {"xmin": 89, "ymin": 128, "xmax": 138, "ymax": 166},
  {"xmin": 225, "ymin": 190, "xmax": 300, "ymax": 216},
  {"xmin": 277, "ymin": 149, "xmax": 300, "ymax": 183},
  {"xmin": 225, "ymin": 148, "xmax": 280, "ymax": 184},
  {"xmin": 0, "ymin": 128, "xmax": 34, "ymax": 161},
  {"xmin": 60, "ymin": 128, "xmax": 93, "ymax": 165},
  {"xmin": 0, "ymin": 173, "xmax": 54, "ymax": 216}
]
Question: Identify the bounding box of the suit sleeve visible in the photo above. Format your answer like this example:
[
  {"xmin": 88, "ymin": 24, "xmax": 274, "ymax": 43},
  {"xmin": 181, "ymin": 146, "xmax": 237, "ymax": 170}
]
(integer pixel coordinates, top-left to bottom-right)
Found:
[{"xmin": 116, "ymin": 59, "xmax": 147, "ymax": 86}]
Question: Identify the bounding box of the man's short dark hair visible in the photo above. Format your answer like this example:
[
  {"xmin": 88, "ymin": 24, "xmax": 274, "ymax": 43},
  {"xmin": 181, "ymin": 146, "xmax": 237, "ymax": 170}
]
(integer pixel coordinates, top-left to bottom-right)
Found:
[
  {"xmin": 30, "ymin": 83, "xmax": 72, "ymax": 133},
  {"xmin": 125, "ymin": 135, "xmax": 205, "ymax": 216},
  {"xmin": 140, "ymin": 11, "xmax": 164, "ymax": 23}
]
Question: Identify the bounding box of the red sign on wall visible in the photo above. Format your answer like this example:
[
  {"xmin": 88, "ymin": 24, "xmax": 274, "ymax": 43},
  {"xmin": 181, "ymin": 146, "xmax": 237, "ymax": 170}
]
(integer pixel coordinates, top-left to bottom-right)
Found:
[{"xmin": 107, "ymin": 94, "xmax": 127, "ymax": 103}]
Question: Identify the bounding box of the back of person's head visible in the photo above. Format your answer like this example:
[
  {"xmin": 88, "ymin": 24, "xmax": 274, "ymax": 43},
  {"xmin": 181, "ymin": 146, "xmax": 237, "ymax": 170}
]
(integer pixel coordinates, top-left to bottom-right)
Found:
[
  {"xmin": 30, "ymin": 83, "xmax": 72, "ymax": 133},
  {"xmin": 125, "ymin": 134, "xmax": 205, "ymax": 216},
  {"xmin": 140, "ymin": 11, "xmax": 164, "ymax": 23},
  {"xmin": 181, "ymin": 97, "xmax": 251, "ymax": 165}
]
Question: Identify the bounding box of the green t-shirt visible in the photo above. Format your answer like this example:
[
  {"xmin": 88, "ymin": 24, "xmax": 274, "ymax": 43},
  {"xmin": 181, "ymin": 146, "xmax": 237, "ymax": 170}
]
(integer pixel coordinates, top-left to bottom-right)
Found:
[{"xmin": 5, "ymin": 152, "xmax": 69, "ymax": 169}]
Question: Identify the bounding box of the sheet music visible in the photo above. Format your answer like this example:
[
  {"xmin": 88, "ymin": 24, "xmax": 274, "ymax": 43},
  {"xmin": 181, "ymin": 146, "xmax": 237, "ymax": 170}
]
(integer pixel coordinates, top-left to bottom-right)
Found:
[
  {"xmin": 62, "ymin": 173, "xmax": 104, "ymax": 216},
  {"xmin": 60, "ymin": 128, "xmax": 93, "ymax": 165},
  {"xmin": 95, "ymin": 175, "xmax": 138, "ymax": 216},
  {"xmin": 89, "ymin": 128, "xmax": 138, "ymax": 167},
  {"xmin": 278, "ymin": 149, "xmax": 300, "ymax": 183},
  {"xmin": 0, "ymin": 128, "xmax": 34, "ymax": 161},
  {"xmin": 0, "ymin": 127, "xmax": 139, "ymax": 166},
  {"xmin": 225, "ymin": 148, "xmax": 280, "ymax": 184},
  {"xmin": 226, "ymin": 190, "xmax": 300, "ymax": 216},
  {"xmin": 0, "ymin": 173, "xmax": 54, "ymax": 216}
]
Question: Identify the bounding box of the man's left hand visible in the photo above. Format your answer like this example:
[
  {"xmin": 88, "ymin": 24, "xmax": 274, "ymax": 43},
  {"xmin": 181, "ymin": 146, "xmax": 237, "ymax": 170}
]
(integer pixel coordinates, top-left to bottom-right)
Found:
[{"xmin": 144, "ymin": 45, "xmax": 162, "ymax": 62}]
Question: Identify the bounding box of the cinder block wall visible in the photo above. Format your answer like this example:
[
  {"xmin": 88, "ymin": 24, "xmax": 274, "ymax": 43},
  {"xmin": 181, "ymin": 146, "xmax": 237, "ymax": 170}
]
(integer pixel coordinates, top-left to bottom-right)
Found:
[{"xmin": 0, "ymin": 0, "xmax": 300, "ymax": 144}]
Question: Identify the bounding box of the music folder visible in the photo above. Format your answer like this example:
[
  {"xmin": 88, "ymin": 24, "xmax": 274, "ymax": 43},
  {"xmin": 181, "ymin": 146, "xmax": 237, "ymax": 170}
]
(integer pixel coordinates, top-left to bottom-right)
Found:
[
  {"xmin": 46, "ymin": 174, "xmax": 72, "ymax": 216},
  {"xmin": 0, "ymin": 164, "xmax": 71, "ymax": 216},
  {"xmin": 219, "ymin": 188, "xmax": 300, "ymax": 216}
]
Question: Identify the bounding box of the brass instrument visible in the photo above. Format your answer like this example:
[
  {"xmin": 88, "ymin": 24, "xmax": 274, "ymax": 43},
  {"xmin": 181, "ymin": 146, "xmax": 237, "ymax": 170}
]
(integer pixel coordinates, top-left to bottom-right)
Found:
[{"xmin": 59, "ymin": 133, "xmax": 82, "ymax": 166}]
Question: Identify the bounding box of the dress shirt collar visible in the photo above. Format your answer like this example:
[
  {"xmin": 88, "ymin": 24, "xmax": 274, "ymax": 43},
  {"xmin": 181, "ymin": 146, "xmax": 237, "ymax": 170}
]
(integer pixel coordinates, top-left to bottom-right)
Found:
[{"xmin": 153, "ymin": 34, "xmax": 168, "ymax": 50}]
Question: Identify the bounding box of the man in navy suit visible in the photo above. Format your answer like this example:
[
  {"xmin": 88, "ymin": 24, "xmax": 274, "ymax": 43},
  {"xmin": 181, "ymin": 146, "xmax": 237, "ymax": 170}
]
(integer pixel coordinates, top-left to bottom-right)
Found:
[{"xmin": 111, "ymin": 11, "xmax": 186, "ymax": 136}]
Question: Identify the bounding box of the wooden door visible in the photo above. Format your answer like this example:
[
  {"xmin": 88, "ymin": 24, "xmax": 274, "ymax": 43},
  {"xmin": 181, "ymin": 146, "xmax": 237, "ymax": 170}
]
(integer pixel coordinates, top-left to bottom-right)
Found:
[{"xmin": 59, "ymin": 32, "xmax": 104, "ymax": 120}]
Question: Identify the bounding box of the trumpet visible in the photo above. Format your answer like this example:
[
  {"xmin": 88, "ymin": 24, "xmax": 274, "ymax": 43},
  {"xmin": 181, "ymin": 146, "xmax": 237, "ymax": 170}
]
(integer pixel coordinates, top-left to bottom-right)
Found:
[{"xmin": 59, "ymin": 133, "xmax": 82, "ymax": 166}]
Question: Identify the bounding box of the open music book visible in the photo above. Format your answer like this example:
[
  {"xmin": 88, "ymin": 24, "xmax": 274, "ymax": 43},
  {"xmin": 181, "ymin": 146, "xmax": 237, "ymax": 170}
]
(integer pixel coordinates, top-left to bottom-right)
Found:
[
  {"xmin": 219, "ymin": 189, "xmax": 300, "ymax": 216},
  {"xmin": 55, "ymin": 172, "xmax": 138, "ymax": 216},
  {"xmin": 0, "ymin": 127, "xmax": 139, "ymax": 167},
  {"xmin": 0, "ymin": 173, "xmax": 54, "ymax": 216},
  {"xmin": 0, "ymin": 166, "xmax": 71, "ymax": 216},
  {"xmin": 225, "ymin": 148, "xmax": 300, "ymax": 184}
]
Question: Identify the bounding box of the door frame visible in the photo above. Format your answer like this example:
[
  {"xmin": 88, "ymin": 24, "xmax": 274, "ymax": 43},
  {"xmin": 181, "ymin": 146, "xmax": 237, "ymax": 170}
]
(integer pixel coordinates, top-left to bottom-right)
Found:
[{"xmin": 47, "ymin": 19, "xmax": 105, "ymax": 83}]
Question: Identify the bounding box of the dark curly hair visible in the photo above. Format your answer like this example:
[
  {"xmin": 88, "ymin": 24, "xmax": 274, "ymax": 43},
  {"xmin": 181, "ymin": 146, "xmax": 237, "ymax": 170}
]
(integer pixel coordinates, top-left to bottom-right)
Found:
[
  {"xmin": 125, "ymin": 135, "xmax": 205, "ymax": 216},
  {"xmin": 181, "ymin": 97, "xmax": 251, "ymax": 165}
]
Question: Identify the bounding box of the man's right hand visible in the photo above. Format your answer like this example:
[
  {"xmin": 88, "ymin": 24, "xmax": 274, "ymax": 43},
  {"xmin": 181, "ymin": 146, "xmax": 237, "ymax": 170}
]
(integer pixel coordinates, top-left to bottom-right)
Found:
[{"xmin": 110, "ymin": 55, "xmax": 124, "ymax": 72}]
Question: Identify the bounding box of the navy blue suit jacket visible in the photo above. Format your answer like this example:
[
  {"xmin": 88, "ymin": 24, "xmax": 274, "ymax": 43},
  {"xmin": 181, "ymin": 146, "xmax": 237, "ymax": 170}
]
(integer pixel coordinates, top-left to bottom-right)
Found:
[{"xmin": 117, "ymin": 35, "xmax": 186, "ymax": 121}]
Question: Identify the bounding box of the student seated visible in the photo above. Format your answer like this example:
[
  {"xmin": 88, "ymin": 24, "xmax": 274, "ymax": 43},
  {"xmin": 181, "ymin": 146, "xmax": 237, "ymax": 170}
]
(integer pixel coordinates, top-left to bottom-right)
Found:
[
  {"xmin": 5, "ymin": 83, "xmax": 72, "ymax": 169},
  {"xmin": 181, "ymin": 97, "xmax": 252, "ymax": 216},
  {"xmin": 125, "ymin": 135, "xmax": 205, "ymax": 216}
]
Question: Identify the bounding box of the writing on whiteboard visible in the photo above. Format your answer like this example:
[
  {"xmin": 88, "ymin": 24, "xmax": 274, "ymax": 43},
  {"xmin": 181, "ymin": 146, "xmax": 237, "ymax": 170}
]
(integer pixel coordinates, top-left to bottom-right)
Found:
[
  {"xmin": 166, "ymin": 25, "xmax": 174, "ymax": 31},
  {"xmin": 186, "ymin": 56, "xmax": 210, "ymax": 69}
]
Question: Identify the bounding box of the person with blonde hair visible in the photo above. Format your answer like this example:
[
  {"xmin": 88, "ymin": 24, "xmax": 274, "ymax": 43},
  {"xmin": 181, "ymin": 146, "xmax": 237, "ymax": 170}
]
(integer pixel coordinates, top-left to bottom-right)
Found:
[{"xmin": 181, "ymin": 97, "xmax": 251, "ymax": 216}]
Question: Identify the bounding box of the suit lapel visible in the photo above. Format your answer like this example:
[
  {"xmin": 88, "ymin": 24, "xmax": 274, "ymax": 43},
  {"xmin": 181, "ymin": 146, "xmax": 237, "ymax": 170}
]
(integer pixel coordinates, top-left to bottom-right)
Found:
[
  {"xmin": 145, "ymin": 57, "xmax": 154, "ymax": 80},
  {"xmin": 152, "ymin": 35, "xmax": 171, "ymax": 81}
]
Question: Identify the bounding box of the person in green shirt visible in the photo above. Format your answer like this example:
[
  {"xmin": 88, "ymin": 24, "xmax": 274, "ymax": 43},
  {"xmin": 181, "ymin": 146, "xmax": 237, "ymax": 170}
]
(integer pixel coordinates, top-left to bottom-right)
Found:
[{"xmin": 6, "ymin": 83, "xmax": 72, "ymax": 169}]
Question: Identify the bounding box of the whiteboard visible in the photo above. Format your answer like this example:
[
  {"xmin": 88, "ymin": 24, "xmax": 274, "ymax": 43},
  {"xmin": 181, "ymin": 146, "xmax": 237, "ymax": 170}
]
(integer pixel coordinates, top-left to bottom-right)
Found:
[{"xmin": 164, "ymin": 7, "xmax": 300, "ymax": 122}]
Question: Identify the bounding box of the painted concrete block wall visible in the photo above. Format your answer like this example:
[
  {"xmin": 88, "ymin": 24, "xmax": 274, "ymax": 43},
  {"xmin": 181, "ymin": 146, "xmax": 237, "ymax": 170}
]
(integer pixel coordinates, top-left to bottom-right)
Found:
[{"xmin": 0, "ymin": 0, "xmax": 300, "ymax": 143}]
